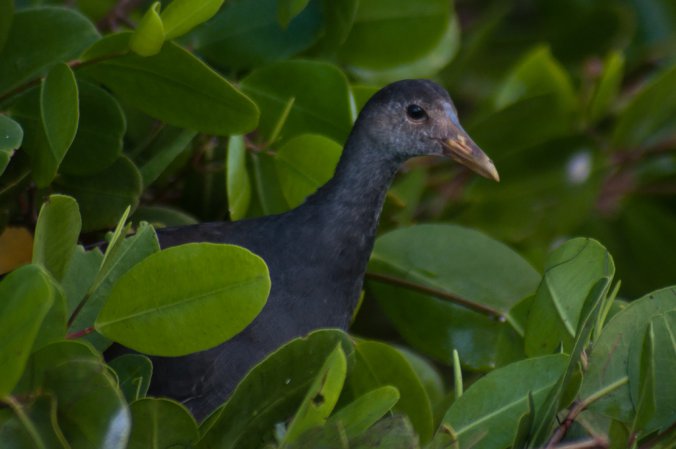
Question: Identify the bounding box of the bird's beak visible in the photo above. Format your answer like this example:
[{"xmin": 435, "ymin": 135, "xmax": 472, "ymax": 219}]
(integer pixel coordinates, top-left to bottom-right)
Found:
[{"xmin": 441, "ymin": 128, "xmax": 499, "ymax": 182}]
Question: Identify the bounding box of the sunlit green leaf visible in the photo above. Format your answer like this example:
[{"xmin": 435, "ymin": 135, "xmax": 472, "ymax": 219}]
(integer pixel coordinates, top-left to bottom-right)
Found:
[
  {"xmin": 442, "ymin": 354, "xmax": 568, "ymax": 449},
  {"xmin": 96, "ymin": 243, "xmax": 270, "ymax": 356},
  {"xmin": 130, "ymin": 2, "xmax": 164, "ymax": 56},
  {"xmin": 328, "ymin": 386, "xmax": 400, "ymax": 440},
  {"xmin": 162, "ymin": 0, "xmax": 224, "ymax": 39}
]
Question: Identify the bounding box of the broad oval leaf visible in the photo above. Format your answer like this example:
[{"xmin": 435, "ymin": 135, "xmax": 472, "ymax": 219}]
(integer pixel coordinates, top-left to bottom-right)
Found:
[
  {"xmin": 0, "ymin": 7, "xmax": 99, "ymax": 94},
  {"xmin": 190, "ymin": 0, "xmax": 323, "ymax": 71},
  {"xmin": 241, "ymin": 60, "xmax": 352, "ymax": 144},
  {"xmin": 40, "ymin": 62, "xmax": 79, "ymax": 184},
  {"xmin": 161, "ymin": 0, "xmax": 224, "ymax": 40},
  {"xmin": 32, "ymin": 194, "xmax": 81, "ymax": 281},
  {"xmin": 81, "ymin": 35, "xmax": 259, "ymax": 135},
  {"xmin": 338, "ymin": 0, "xmax": 452, "ymax": 72},
  {"xmin": 0, "ymin": 264, "xmax": 54, "ymax": 396},
  {"xmin": 581, "ymin": 286, "xmax": 676, "ymax": 425},
  {"xmin": 127, "ymin": 398, "xmax": 198, "ymax": 449},
  {"xmin": 524, "ymin": 238, "xmax": 615, "ymax": 356},
  {"xmin": 130, "ymin": 1, "xmax": 164, "ymax": 57},
  {"xmin": 198, "ymin": 329, "xmax": 353, "ymax": 449},
  {"xmin": 347, "ymin": 339, "xmax": 434, "ymax": 443},
  {"xmin": 368, "ymin": 224, "xmax": 540, "ymax": 369},
  {"xmin": 95, "ymin": 242, "xmax": 270, "ymax": 356},
  {"xmin": 60, "ymin": 81, "xmax": 126, "ymax": 175},
  {"xmin": 275, "ymin": 134, "xmax": 342, "ymax": 208},
  {"xmin": 441, "ymin": 354, "xmax": 569, "ymax": 449}
]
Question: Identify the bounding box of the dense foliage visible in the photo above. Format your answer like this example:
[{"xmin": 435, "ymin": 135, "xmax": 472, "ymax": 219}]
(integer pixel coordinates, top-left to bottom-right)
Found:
[{"xmin": 0, "ymin": 0, "xmax": 675, "ymax": 448}]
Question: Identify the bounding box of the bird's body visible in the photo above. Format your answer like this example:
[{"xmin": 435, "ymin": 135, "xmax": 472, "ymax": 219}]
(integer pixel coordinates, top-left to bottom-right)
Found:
[{"xmin": 129, "ymin": 80, "xmax": 498, "ymax": 420}]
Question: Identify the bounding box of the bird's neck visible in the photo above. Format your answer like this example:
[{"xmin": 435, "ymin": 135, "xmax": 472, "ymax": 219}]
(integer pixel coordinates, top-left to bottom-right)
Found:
[{"xmin": 301, "ymin": 130, "xmax": 403, "ymax": 266}]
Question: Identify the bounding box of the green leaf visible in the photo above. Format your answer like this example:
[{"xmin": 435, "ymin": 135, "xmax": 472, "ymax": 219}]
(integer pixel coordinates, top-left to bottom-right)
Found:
[
  {"xmin": 441, "ymin": 354, "xmax": 568, "ymax": 449},
  {"xmin": 96, "ymin": 243, "xmax": 270, "ymax": 356},
  {"xmin": 108, "ymin": 354, "xmax": 153, "ymax": 402},
  {"xmin": 42, "ymin": 359, "xmax": 130, "ymax": 449},
  {"xmin": 241, "ymin": 60, "xmax": 352, "ymax": 144},
  {"xmin": 40, "ymin": 62, "xmax": 79, "ymax": 185},
  {"xmin": 0, "ymin": 264, "xmax": 54, "ymax": 396},
  {"xmin": 198, "ymin": 329, "xmax": 354, "ymax": 449},
  {"xmin": 61, "ymin": 246, "xmax": 103, "ymax": 314},
  {"xmin": 349, "ymin": 15, "xmax": 460, "ymax": 83},
  {"xmin": 32, "ymin": 194, "xmax": 81, "ymax": 281},
  {"xmin": 284, "ymin": 344, "xmax": 347, "ymax": 443},
  {"xmin": 347, "ymin": 339, "xmax": 433, "ymax": 443},
  {"xmin": 81, "ymin": 35, "xmax": 259, "ymax": 135},
  {"xmin": 54, "ymin": 155, "xmax": 143, "ymax": 232},
  {"xmin": 137, "ymin": 127, "xmax": 196, "ymax": 187},
  {"xmin": 631, "ymin": 322, "xmax": 657, "ymax": 434},
  {"xmin": 161, "ymin": 0, "xmax": 224, "ymax": 39},
  {"xmin": 338, "ymin": 0, "xmax": 452, "ymax": 72},
  {"xmin": 127, "ymin": 398, "xmax": 198, "ymax": 449},
  {"xmin": 278, "ymin": 0, "xmax": 311, "ymax": 28},
  {"xmin": 528, "ymin": 277, "xmax": 611, "ymax": 446},
  {"xmin": 524, "ymin": 238, "xmax": 615, "ymax": 356},
  {"xmin": 328, "ymin": 386, "xmax": 400, "ymax": 440},
  {"xmin": 0, "ymin": 0, "xmax": 13, "ymax": 52},
  {"xmin": 494, "ymin": 46, "xmax": 576, "ymax": 113},
  {"xmin": 627, "ymin": 310, "xmax": 676, "ymax": 434},
  {"xmin": 0, "ymin": 114, "xmax": 22, "ymax": 176},
  {"xmin": 130, "ymin": 1, "xmax": 164, "ymax": 56},
  {"xmin": 190, "ymin": 0, "xmax": 323, "ymax": 71},
  {"xmin": 580, "ymin": 287, "xmax": 676, "ymax": 425},
  {"xmin": 368, "ymin": 224, "xmax": 540, "ymax": 369},
  {"xmin": 612, "ymin": 64, "xmax": 676, "ymax": 148},
  {"xmin": 587, "ymin": 51, "xmax": 625, "ymax": 124},
  {"xmin": 275, "ymin": 134, "xmax": 342, "ymax": 208},
  {"xmin": 226, "ymin": 135, "xmax": 251, "ymax": 220},
  {"xmin": 312, "ymin": 0, "xmax": 359, "ymax": 54},
  {"xmin": 0, "ymin": 7, "xmax": 99, "ymax": 95},
  {"xmin": 60, "ymin": 81, "xmax": 125, "ymax": 176}
]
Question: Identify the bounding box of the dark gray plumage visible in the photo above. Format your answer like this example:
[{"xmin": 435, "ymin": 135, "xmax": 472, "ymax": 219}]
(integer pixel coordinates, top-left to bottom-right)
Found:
[{"xmin": 141, "ymin": 79, "xmax": 498, "ymax": 420}]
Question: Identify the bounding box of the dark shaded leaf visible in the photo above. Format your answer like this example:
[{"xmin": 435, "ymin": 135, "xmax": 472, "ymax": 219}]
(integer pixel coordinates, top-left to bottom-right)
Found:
[
  {"xmin": 127, "ymin": 398, "xmax": 198, "ymax": 449},
  {"xmin": 108, "ymin": 354, "xmax": 153, "ymax": 402}
]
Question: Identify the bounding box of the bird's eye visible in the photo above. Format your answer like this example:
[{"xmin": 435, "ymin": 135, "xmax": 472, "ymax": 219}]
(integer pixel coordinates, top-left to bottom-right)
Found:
[{"xmin": 406, "ymin": 104, "xmax": 428, "ymax": 121}]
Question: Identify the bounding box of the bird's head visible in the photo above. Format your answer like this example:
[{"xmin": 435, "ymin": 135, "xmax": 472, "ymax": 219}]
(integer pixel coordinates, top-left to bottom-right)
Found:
[{"xmin": 358, "ymin": 79, "xmax": 499, "ymax": 182}]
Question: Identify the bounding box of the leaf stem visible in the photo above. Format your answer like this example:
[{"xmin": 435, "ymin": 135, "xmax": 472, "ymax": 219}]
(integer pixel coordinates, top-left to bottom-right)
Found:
[
  {"xmin": 66, "ymin": 326, "xmax": 95, "ymax": 339},
  {"xmin": 364, "ymin": 271, "xmax": 505, "ymax": 320},
  {"xmin": 545, "ymin": 377, "xmax": 629, "ymax": 448}
]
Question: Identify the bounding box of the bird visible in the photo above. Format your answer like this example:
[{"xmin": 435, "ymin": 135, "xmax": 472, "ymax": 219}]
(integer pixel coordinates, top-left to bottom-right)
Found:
[{"xmin": 131, "ymin": 79, "xmax": 499, "ymax": 420}]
